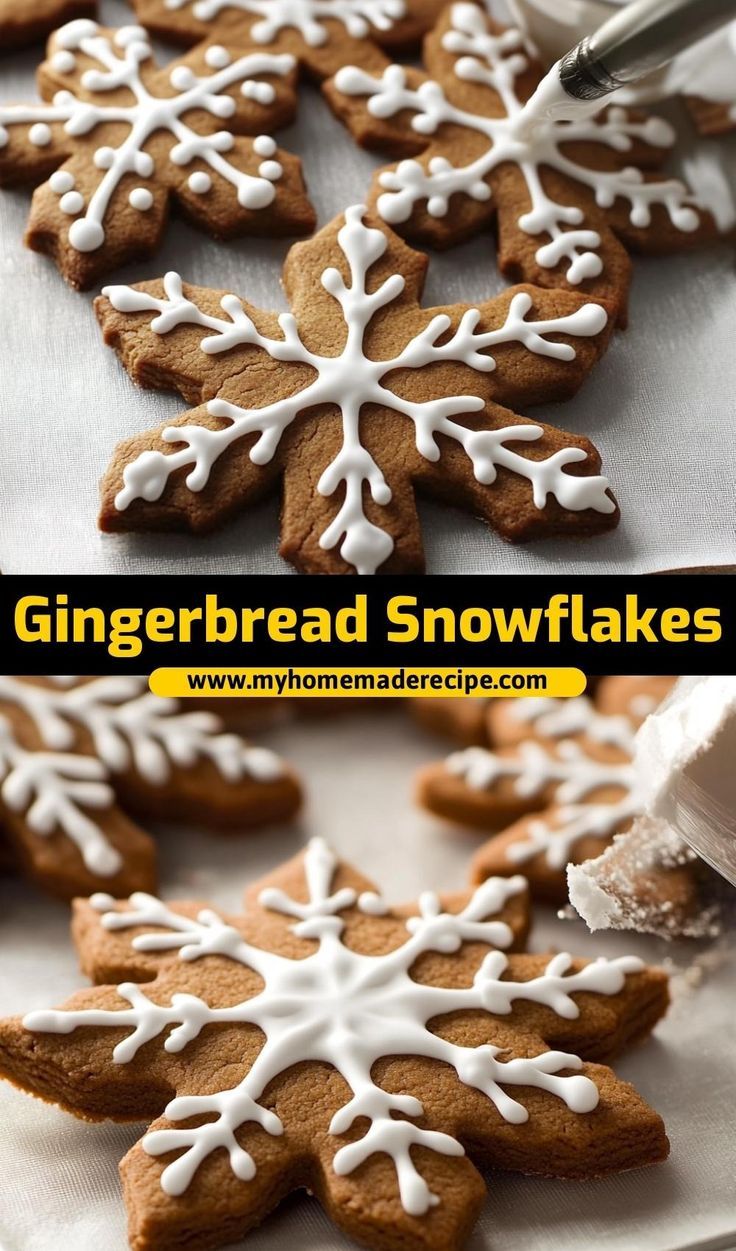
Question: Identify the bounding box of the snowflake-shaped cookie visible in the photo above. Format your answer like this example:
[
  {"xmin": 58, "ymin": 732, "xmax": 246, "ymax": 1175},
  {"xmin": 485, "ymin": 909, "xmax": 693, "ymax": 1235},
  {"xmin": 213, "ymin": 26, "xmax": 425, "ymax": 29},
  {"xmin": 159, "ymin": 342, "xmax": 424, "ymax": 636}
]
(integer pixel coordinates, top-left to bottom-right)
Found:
[
  {"xmin": 0, "ymin": 838, "xmax": 669, "ymax": 1251},
  {"xmin": 325, "ymin": 3, "xmax": 726, "ymax": 323},
  {"xmin": 0, "ymin": 676, "xmax": 301, "ymax": 900},
  {"xmin": 0, "ymin": 20, "xmax": 314, "ymax": 290},
  {"xmin": 418, "ymin": 676, "xmax": 675, "ymax": 903},
  {"xmin": 124, "ymin": 0, "xmax": 446, "ymax": 82},
  {"xmin": 96, "ymin": 204, "xmax": 618, "ymax": 574}
]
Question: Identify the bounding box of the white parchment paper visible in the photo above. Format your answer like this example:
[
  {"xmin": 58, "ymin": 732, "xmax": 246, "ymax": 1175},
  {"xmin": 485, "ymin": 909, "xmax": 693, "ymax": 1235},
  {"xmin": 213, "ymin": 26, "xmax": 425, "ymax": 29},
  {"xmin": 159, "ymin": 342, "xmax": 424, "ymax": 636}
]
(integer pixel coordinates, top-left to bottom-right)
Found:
[
  {"xmin": 1, "ymin": 706, "xmax": 735, "ymax": 1251},
  {"xmin": 0, "ymin": 0, "xmax": 735, "ymax": 574}
]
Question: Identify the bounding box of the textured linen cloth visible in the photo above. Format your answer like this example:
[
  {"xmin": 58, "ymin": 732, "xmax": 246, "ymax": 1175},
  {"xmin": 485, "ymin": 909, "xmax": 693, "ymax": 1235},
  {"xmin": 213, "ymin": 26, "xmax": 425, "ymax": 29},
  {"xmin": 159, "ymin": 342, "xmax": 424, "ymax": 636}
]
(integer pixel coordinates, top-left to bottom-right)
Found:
[
  {"xmin": 0, "ymin": 0, "xmax": 735, "ymax": 574},
  {"xmin": 0, "ymin": 707, "xmax": 735, "ymax": 1251}
]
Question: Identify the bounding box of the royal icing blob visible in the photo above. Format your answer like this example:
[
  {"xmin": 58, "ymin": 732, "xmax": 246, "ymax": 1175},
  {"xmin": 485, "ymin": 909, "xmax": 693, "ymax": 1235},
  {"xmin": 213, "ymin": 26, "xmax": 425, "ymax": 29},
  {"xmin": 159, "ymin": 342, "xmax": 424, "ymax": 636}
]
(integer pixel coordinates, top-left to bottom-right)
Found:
[
  {"xmin": 446, "ymin": 692, "xmax": 644, "ymax": 868},
  {"xmin": 0, "ymin": 21, "xmax": 293, "ymax": 252},
  {"xmin": 103, "ymin": 204, "xmax": 612, "ymax": 575},
  {"xmin": 334, "ymin": 3, "xmax": 710, "ymax": 283},
  {"xmin": 0, "ymin": 676, "xmax": 284, "ymax": 875},
  {"xmin": 24, "ymin": 837, "xmax": 644, "ymax": 1213}
]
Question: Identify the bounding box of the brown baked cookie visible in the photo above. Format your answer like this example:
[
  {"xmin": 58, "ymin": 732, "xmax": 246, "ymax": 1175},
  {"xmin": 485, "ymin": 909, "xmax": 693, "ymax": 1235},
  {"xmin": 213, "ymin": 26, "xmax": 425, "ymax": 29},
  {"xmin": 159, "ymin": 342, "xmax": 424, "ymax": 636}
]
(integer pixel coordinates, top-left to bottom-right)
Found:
[
  {"xmin": 0, "ymin": 676, "xmax": 301, "ymax": 901},
  {"xmin": 685, "ymin": 95, "xmax": 736, "ymax": 137},
  {"xmin": 0, "ymin": 20, "xmax": 314, "ymax": 290},
  {"xmin": 0, "ymin": 837, "xmax": 669, "ymax": 1251},
  {"xmin": 324, "ymin": 4, "xmax": 727, "ymax": 326},
  {"xmin": 95, "ymin": 204, "xmax": 618, "ymax": 574},
  {"xmin": 411, "ymin": 679, "xmax": 606, "ymax": 746},
  {"xmin": 122, "ymin": 0, "xmax": 446, "ymax": 79},
  {"xmin": 418, "ymin": 677, "xmax": 675, "ymax": 904},
  {"xmin": 0, "ymin": 0, "xmax": 94, "ymax": 51}
]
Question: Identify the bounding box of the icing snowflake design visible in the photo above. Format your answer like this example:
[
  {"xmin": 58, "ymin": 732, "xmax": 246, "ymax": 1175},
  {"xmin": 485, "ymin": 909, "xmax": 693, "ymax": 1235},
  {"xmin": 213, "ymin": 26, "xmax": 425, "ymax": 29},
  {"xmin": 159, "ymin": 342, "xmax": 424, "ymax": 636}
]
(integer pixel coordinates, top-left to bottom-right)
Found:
[
  {"xmin": 335, "ymin": 3, "xmax": 705, "ymax": 283},
  {"xmin": 103, "ymin": 204, "xmax": 613, "ymax": 574},
  {"xmin": 0, "ymin": 20, "xmax": 293, "ymax": 253},
  {"xmin": 0, "ymin": 676, "xmax": 283, "ymax": 875},
  {"xmin": 163, "ymin": 0, "xmax": 406, "ymax": 47},
  {"xmin": 24, "ymin": 837, "xmax": 644, "ymax": 1214},
  {"xmin": 446, "ymin": 694, "xmax": 642, "ymax": 868}
]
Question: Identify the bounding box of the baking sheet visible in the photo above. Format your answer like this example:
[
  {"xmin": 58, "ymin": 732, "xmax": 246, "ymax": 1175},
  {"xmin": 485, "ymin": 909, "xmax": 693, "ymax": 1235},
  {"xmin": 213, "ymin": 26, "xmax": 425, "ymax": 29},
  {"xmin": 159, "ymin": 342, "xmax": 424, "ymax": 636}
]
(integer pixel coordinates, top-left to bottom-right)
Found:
[
  {"xmin": 1, "ymin": 705, "xmax": 735, "ymax": 1251},
  {"xmin": 0, "ymin": 0, "xmax": 735, "ymax": 575}
]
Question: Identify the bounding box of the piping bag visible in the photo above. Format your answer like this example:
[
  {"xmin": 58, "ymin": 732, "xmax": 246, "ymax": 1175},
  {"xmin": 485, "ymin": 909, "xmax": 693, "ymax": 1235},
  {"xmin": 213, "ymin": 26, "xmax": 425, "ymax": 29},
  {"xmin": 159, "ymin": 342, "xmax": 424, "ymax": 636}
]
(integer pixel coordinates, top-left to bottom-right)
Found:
[
  {"xmin": 568, "ymin": 678, "xmax": 736, "ymax": 939},
  {"xmin": 513, "ymin": 0, "xmax": 736, "ymax": 133}
]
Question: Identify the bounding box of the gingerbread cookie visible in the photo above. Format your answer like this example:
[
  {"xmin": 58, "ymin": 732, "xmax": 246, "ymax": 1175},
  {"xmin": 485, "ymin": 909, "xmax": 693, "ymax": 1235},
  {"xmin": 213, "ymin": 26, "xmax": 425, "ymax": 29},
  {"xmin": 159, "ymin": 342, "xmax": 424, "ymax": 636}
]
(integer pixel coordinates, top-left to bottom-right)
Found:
[
  {"xmin": 418, "ymin": 677, "xmax": 675, "ymax": 904},
  {"xmin": 412, "ymin": 679, "xmax": 606, "ymax": 744},
  {"xmin": 685, "ymin": 94, "xmax": 736, "ymax": 138},
  {"xmin": 0, "ymin": 0, "xmax": 94, "ymax": 51},
  {"xmin": 120, "ymin": 0, "xmax": 446, "ymax": 80},
  {"xmin": 0, "ymin": 837, "xmax": 669, "ymax": 1251},
  {"xmin": 96, "ymin": 204, "xmax": 617, "ymax": 574},
  {"xmin": 0, "ymin": 676, "xmax": 301, "ymax": 901},
  {"xmin": 0, "ymin": 20, "xmax": 314, "ymax": 290},
  {"xmin": 324, "ymin": 4, "xmax": 727, "ymax": 324}
]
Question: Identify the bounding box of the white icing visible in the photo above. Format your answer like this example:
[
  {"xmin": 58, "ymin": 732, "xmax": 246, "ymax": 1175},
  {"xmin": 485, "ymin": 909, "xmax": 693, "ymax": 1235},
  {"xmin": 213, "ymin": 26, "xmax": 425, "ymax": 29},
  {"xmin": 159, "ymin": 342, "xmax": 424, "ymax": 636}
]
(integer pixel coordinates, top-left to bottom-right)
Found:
[
  {"xmin": 29, "ymin": 123, "xmax": 52, "ymax": 146},
  {"xmin": 0, "ymin": 716, "xmax": 121, "ymax": 876},
  {"xmin": 49, "ymin": 170, "xmax": 75, "ymax": 193},
  {"xmin": 0, "ymin": 677, "xmax": 286, "ymax": 877},
  {"xmin": 129, "ymin": 186, "xmax": 154, "ymax": 210},
  {"xmin": 60, "ymin": 190, "xmax": 85, "ymax": 214},
  {"xmin": 334, "ymin": 4, "xmax": 713, "ymax": 283},
  {"xmin": 103, "ymin": 204, "xmax": 612, "ymax": 574},
  {"xmin": 0, "ymin": 676, "xmax": 285, "ymax": 786},
  {"xmin": 187, "ymin": 171, "xmax": 212, "ymax": 193},
  {"xmin": 449, "ymin": 740, "xmax": 638, "ymax": 868},
  {"xmin": 446, "ymin": 691, "xmax": 653, "ymax": 869},
  {"xmin": 0, "ymin": 21, "xmax": 294, "ymax": 252},
  {"xmin": 50, "ymin": 50, "xmax": 77, "ymax": 73},
  {"xmin": 204, "ymin": 45, "xmax": 231, "ymax": 69},
  {"xmin": 23, "ymin": 837, "xmax": 643, "ymax": 1212},
  {"xmin": 253, "ymin": 134, "xmax": 276, "ymax": 156},
  {"xmin": 510, "ymin": 0, "xmax": 736, "ymax": 121},
  {"xmin": 162, "ymin": 0, "xmax": 407, "ymax": 49},
  {"xmin": 508, "ymin": 694, "xmax": 638, "ymax": 753}
]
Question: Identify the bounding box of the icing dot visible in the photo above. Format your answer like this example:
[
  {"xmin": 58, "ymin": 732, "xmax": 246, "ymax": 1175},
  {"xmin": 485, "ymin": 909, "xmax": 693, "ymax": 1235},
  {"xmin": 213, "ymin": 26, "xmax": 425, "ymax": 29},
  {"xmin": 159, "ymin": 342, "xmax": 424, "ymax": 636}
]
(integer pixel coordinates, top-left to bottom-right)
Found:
[
  {"xmin": 258, "ymin": 160, "xmax": 282, "ymax": 181},
  {"xmin": 94, "ymin": 146, "xmax": 115, "ymax": 170},
  {"xmin": 242, "ymin": 81, "xmax": 276, "ymax": 105},
  {"xmin": 0, "ymin": 126, "xmax": 9, "ymax": 148},
  {"xmin": 129, "ymin": 187, "xmax": 154, "ymax": 210},
  {"xmin": 50, "ymin": 50, "xmax": 77, "ymax": 73},
  {"xmin": 170, "ymin": 65, "xmax": 196, "ymax": 91},
  {"xmin": 29, "ymin": 123, "xmax": 52, "ymax": 147},
  {"xmin": 59, "ymin": 190, "xmax": 85, "ymax": 214},
  {"xmin": 135, "ymin": 151, "xmax": 155, "ymax": 178},
  {"xmin": 188, "ymin": 171, "xmax": 212, "ymax": 194},
  {"xmin": 204, "ymin": 45, "xmax": 231, "ymax": 69},
  {"xmin": 50, "ymin": 170, "xmax": 75, "ymax": 193},
  {"xmin": 68, "ymin": 218, "xmax": 105, "ymax": 251},
  {"xmin": 253, "ymin": 134, "xmax": 276, "ymax": 157}
]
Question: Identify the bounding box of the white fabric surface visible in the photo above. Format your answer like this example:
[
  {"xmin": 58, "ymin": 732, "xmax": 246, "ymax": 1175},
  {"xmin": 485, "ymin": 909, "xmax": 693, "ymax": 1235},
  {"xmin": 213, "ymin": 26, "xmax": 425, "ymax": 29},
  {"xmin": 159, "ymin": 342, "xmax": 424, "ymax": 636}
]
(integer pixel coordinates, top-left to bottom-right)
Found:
[
  {"xmin": 0, "ymin": 0, "xmax": 735, "ymax": 574},
  {"xmin": 1, "ymin": 706, "xmax": 735, "ymax": 1251}
]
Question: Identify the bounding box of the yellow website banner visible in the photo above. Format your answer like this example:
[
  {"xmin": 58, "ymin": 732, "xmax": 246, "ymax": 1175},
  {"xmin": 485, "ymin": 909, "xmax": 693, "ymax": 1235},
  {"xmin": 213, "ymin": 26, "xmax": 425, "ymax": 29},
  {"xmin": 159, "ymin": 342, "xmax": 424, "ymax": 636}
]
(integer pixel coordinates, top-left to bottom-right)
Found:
[{"xmin": 150, "ymin": 667, "xmax": 586, "ymax": 699}]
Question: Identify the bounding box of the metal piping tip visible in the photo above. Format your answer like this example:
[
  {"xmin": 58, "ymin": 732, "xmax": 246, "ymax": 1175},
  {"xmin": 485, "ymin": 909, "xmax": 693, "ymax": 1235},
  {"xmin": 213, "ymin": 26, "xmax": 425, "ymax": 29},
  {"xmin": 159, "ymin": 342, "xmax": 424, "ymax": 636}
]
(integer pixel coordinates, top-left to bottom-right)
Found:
[{"xmin": 559, "ymin": 35, "xmax": 622, "ymax": 100}]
